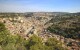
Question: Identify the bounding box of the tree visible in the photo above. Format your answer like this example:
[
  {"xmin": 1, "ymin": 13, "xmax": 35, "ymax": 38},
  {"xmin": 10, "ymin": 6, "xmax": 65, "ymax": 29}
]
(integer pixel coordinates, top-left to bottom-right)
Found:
[
  {"xmin": 25, "ymin": 34, "xmax": 43, "ymax": 50},
  {"xmin": 0, "ymin": 22, "xmax": 6, "ymax": 32},
  {"xmin": 45, "ymin": 38, "xmax": 65, "ymax": 50},
  {"xmin": 30, "ymin": 43, "xmax": 45, "ymax": 50}
]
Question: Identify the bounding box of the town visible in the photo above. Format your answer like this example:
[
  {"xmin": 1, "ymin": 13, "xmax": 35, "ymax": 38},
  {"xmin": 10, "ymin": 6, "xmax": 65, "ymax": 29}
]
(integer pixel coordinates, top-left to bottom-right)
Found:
[{"xmin": 0, "ymin": 12, "xmax": 80, "ymax": 50}]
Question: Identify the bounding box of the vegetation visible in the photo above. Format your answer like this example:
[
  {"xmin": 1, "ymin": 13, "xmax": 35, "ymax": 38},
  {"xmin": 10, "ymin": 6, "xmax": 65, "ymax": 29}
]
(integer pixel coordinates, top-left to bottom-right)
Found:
[
  {"xmin": 0, "ymin": 22, "xmax": 26, "ymax": 50},
  {"xmin": 0, "ymin": 22, "xmax": 66, "ymax": 50},
  {"xmin": 47, "ymin": 14, "xmax": 80, "ymax": 39},
  {"xmin": 45, "ymin": 38, "xmax": 67, "ymax": 50},
  {"xmin": 48, "ymin": 24, "xmax": 80, "ymax": 39},
  {"xmin": 26, "ymin": 35, "xmax": 66, "ymax": 50}
]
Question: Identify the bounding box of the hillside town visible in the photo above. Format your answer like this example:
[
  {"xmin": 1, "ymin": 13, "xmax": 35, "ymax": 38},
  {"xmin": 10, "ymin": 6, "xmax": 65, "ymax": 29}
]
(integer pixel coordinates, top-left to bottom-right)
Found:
[{"xmin": 0, "ymin": 12, "xmax": 80, "ymax": 50}]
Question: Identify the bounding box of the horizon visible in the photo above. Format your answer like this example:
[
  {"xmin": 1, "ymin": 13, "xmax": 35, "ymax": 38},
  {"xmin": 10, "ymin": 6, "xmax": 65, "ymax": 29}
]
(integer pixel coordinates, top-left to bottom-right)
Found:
[
  {"xmin": 0, "ymin": 11, "xmax": 80, "ymax": 13},
  {"xmin": 0, "ymin": 0, "xmax": 80, "ymax": 13}
]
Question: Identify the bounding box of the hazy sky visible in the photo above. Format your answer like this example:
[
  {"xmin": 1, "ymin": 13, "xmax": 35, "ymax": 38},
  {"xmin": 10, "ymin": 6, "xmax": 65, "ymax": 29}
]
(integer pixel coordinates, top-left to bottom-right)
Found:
[{"xmin": 0, "ymin": 0, "xmax": 80, "ymax": 12}]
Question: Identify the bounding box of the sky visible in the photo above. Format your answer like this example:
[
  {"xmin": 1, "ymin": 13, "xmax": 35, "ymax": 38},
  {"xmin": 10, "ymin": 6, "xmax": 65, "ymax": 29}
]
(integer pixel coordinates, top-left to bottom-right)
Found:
[{"xmin": 0, "ymin": 0, "xmax": 80, "ymax": 13}]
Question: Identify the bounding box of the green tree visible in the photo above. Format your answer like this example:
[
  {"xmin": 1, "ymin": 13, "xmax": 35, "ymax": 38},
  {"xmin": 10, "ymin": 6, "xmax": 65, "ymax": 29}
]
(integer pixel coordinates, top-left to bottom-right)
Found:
[
  {"xmin": 26, "ymin": 34, "xmax": 43, "ymax": 50},
  {"xmin": 45, "ymin": 38, "xmax": 65, "ymax": 50}
]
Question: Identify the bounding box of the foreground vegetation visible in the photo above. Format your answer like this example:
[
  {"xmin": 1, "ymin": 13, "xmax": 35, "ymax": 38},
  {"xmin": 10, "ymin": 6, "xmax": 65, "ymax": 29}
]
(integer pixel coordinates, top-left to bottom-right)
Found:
[{"xmin": 0, "ymin": 22, "xmax": 66, "ymax": 50}]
